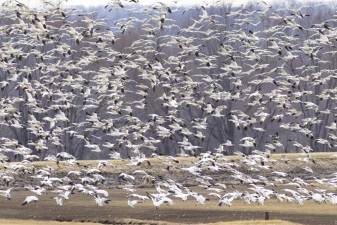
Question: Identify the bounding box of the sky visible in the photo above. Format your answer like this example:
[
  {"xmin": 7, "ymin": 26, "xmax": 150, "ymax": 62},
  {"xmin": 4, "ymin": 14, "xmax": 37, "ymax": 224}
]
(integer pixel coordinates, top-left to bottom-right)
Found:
[{"xmin": 0, "ymin": 0, "xmax": 332, "ymax": 8}]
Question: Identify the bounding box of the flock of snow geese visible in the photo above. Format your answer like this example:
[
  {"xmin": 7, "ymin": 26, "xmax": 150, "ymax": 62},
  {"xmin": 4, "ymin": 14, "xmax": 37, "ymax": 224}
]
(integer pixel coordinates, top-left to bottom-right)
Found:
[{"xmin": 1, "ymin": 0, "xmax": 337, "ymax": 209}]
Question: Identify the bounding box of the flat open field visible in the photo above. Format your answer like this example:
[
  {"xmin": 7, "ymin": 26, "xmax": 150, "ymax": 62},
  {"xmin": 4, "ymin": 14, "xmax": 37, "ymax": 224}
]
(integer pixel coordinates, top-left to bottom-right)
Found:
[
  {"xmin": 0, "ymin": 219, "xmax": 303, "ymax": 225},
  {"xmin": 1, "ymin": 152, "xmax": 337, "ymax": 225},
  {"xmin": 0, "ymin": 189, "xmax": 336, "ymax": 225}
]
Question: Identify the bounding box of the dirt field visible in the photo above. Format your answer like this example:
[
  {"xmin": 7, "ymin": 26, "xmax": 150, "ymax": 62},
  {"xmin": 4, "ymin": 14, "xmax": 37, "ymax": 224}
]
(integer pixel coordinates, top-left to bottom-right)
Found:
[
  {"xmin": 0, "ymin": 219, "xmax": 304, "ymax": 225},
  {"xmin": 0, "ymin": 189, "xmax": 336, "ymax": 225},
  {"xmin": 1, "ymin": 153, "xmax": 337, "ymax": 225}
]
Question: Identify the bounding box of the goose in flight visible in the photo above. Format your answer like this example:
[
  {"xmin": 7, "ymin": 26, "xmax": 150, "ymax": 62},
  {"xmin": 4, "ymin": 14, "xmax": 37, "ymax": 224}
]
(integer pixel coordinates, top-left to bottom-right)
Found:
[
  {"xmin": 54, "ymin": 196, "xmax": 64, "ymax": 206},
  {"xmin": 94, "ymin": 195, "xmax": 111, "ymax": 207},
  {"xmin": 0, "ymin": 188, "xmax": 12, "ymax": 200},
  {"xmin": 22, "ymin": 196, "xmax": 39, "ymax": 206},
  {"xmin": 146, "ymin": 192, "xmax": 173, "ymax": 208},
  {"xmin": 127, "ymin": 198, "xmax": 139, "ymax": 208}
]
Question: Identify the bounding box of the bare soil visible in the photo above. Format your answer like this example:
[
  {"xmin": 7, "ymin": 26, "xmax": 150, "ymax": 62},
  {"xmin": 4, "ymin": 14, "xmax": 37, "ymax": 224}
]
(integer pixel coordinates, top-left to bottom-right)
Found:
[
  {"xmin": 0, "ymin": 190, "xmax": 336, "ymax": 225},
  {"xmin": 2, "ymin": 153, "xmax": 337, "ymax": 225}
]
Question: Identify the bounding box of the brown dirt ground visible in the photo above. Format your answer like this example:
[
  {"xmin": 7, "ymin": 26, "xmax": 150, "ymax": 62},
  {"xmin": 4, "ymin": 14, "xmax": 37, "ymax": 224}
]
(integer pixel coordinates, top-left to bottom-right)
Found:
[
  {"xmin": 0, "ymin": 190, "xmax": 336, "ymax": 225},
  {"xmin": 1, "ymin": 153, "xmax": 337, "ymax": 225},
  {"xmin": 0, "ymin": 219, "xmax": 304, "ymax": 225}
]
